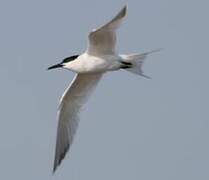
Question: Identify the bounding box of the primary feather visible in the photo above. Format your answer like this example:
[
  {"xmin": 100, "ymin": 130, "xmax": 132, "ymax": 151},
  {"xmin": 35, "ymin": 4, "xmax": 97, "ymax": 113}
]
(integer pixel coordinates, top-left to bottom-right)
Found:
[
  {"xmin": 87, "ymin": 5, "xmax": 127, "ymax": 55},
  {"xmin": 53, "ymin": 73, "xmax": 102, "ymax": 172}
]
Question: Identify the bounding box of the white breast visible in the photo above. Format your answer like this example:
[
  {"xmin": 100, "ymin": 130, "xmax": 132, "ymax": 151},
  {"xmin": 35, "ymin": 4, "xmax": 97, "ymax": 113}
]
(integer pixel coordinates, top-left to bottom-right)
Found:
[{"xmin": 64, "ymin": 53, "xmax": 121, "ymax": 73}]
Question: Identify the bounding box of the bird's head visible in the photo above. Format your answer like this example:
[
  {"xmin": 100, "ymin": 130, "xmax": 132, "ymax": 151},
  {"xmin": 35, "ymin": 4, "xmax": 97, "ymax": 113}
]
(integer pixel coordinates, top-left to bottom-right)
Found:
[{"xmin": 47, "ymin": 55, "xmax": 79, "ymax": 70}]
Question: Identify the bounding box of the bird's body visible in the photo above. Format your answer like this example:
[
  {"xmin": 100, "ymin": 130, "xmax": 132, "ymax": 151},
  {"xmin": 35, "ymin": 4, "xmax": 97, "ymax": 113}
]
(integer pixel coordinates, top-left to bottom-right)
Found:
[
  {"xmin": 64, "ymin": 53, "xmax": 122, "ymax": 73},
  {"xmin": 48, "ymin": 5, "xmax": 160, "ymax": 173}
]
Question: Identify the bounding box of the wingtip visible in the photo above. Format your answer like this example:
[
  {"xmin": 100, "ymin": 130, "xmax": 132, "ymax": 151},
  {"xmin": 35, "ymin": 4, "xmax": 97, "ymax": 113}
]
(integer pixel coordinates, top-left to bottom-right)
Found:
[
  {"xmin": 52, "ymin": 142, "xmax": 70, "ymax": 174},
  {"xmin": 122, "ymin": 4, "xmax": 128, "ymax": 16},
  {"xmin": 116, "ymin": 5, "xmax": 127, "ymax": 19},
  {"xmin": 52, "ymin": 158, "xmax": 61, "ymax": 174},
  {"xmin": 52, "ymin": 160, "xmax": 58, "ymax": 174},
  {"xmin": 52, "ymin": 165, "xmax": 58, "ymax": 175},
  {"xmin": 124, "ymin": 4, "xmax": 128, "ymax": 10}
]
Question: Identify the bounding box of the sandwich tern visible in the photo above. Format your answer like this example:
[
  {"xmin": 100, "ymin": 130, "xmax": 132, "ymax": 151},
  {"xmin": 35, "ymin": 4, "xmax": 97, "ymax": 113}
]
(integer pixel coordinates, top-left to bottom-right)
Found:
[{"xmin": 48, "ymin": 5, "xmax": 160, "ymax": 172}]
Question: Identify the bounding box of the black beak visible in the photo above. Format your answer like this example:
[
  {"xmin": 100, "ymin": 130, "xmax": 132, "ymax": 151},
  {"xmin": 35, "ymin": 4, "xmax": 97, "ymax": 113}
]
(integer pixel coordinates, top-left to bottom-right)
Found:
[{"xmin": 47, "ymin": 63, "xmax": 63, "ymax": 70}]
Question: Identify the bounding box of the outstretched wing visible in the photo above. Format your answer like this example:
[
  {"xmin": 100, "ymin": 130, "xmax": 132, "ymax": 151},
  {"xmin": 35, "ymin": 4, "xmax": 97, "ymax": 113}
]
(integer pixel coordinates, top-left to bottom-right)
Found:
[
  {"xmin": 53, "ymin": 73, "xmax": 102, "ymax": 172},
  {"xmin": 87, "ymin": 5, "xmax": 127, "ymax": 55}
]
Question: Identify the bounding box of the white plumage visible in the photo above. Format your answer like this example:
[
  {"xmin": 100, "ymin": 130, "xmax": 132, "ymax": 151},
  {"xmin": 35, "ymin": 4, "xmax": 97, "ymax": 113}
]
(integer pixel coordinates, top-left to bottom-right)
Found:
[
  {"xmin": 53, "ymin": 74, "xmax": 102, "ymax": 172},
  {"xmin": 48, "ymin": 5, "xmax": 160, "ymax": 172}
]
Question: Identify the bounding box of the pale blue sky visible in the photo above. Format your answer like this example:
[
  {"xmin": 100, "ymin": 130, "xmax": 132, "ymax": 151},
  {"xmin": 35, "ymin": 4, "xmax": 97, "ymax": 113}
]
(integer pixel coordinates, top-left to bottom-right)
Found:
[{"xmin": 0, "ymin": 0, "xmax": 208, "ymax": 179}]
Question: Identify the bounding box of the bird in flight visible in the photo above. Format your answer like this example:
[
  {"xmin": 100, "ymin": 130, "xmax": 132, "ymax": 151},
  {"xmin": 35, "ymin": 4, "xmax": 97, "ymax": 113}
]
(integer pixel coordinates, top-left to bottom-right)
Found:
[{"xmin": 48, "ymin": 5, "xmax": 160, "ymax": 173}]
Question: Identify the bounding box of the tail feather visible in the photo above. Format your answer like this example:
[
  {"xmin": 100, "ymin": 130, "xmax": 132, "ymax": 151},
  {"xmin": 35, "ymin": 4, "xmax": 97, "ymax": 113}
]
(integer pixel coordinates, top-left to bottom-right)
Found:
[{"xmin": 120, "ymin": 49, "xmax": 161, "ymax": 78}]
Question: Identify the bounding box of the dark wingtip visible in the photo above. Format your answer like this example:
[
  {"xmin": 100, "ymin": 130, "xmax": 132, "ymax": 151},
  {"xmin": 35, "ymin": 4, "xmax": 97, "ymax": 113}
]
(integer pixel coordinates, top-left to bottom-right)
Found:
[
  {"xmin": 52, "ymin": 143, "xmax": 70, "ymax": 174},
  {"xmin": 52, "ymin": 165, "xmax": 57, "ymax": 174}
]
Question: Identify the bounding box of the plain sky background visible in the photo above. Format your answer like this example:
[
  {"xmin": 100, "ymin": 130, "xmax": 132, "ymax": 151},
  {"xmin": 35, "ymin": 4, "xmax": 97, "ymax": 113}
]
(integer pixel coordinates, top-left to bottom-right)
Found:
[{"xmin": 0, "ymin": 0, "xmax": 208, "ymax": 179}]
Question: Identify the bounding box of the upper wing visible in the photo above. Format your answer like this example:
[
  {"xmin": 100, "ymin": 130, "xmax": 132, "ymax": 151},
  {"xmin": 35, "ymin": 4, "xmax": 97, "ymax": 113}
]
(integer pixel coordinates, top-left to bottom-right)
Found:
[
  {"xmin": 53, "ymin": 73, "xmax": 103, "ymax": 172},
  {"xmin": 87, "ymin": 5, "xmax": 127, "ymax": 55}
]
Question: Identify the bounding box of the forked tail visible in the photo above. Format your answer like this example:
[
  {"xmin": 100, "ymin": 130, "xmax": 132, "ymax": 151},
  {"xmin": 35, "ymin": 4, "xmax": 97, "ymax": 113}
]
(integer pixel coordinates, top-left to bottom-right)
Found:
[{"xmin": 120, "ymin": 49, "xmax": 162, "ymax": 78}]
